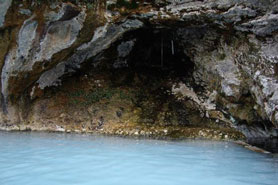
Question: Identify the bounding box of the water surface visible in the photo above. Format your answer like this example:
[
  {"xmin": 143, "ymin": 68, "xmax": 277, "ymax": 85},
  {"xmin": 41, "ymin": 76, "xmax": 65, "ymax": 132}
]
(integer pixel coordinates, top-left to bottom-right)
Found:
[{"xmin": 0, "ymin": 131, "xmax": 277, "ymax": 185}]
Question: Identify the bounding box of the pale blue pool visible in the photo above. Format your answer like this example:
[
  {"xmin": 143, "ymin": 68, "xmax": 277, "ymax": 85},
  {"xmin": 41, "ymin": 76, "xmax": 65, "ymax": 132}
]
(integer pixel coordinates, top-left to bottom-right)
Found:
[{"xmin": 0, "ymin": 131, "xmax": 277, "ymax": 185}]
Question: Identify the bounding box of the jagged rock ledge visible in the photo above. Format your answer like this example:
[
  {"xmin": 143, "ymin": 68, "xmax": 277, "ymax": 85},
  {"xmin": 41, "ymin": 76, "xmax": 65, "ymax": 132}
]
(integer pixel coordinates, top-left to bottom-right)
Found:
[{"xmin": 0, "ymin": 122, "xmax": 245, "ymax": 141}]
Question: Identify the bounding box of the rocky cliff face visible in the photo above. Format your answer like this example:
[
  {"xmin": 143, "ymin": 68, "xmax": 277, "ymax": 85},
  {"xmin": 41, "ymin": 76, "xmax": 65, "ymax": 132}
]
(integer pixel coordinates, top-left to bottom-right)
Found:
[{"xmin": 0, "ymin": 0, "xmax": 278, "ymax": 139}]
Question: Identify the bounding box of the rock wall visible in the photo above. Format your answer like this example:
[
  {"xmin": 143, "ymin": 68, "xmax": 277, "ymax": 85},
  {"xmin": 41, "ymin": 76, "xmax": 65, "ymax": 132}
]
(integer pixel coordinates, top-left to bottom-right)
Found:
[{"xmin": 0, "ymin": 0, "xmax": 278, "ymax": 138}]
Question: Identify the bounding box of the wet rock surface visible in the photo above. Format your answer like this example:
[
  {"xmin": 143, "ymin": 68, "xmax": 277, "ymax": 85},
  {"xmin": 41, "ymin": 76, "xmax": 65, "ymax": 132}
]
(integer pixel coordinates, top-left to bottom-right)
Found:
[
  {"xmin": 0, "ymin": 0, "xmax": 278, "ymax": 145},
  {"xmin": 247, "ymin": 137, "xmax": 278, "ymax": 153}
]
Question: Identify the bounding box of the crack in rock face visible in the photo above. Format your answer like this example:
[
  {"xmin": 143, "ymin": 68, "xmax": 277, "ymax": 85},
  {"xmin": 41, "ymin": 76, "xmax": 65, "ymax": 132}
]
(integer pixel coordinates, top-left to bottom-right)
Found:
[{"xmin": 0, "ymin": 0, "xmax": 278, "ymax": 139}]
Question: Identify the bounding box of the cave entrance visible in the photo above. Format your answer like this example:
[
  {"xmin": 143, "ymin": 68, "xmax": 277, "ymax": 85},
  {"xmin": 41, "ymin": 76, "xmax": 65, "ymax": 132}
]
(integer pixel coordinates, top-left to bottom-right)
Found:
[
  {"xmin": 51, "ymin": 27, "xmax": 202, "ymax": 128},
  {"xmin": 106, "ymin": 27, "xmax": 195, "ymax": 87},
  {"xmin": 119, "ymin": 27, "xmax": 193, "ymax": 76},
  {"xmin": 126, "ymin": 28, "xmax": 194, "ymax": 76}
]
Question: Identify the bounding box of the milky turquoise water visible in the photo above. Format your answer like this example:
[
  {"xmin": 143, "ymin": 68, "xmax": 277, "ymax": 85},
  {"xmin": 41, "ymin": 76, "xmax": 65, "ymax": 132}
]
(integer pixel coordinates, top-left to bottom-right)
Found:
[{"xmin": 0, "ymin": 131, "xmax": 277, "ymax": 185}]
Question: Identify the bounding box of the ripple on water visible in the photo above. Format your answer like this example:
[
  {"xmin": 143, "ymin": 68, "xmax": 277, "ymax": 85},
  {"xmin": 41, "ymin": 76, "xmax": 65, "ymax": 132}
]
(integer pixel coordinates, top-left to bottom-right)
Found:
[{"xmin": 0, "ymin": 131, "xmax": 277, "ymax": 185}]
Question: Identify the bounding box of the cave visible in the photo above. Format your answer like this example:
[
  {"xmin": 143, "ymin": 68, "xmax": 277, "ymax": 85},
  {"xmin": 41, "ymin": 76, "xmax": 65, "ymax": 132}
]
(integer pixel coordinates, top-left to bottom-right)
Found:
[
  {"xmin": 100, "ymin": 27, "xmax": 196, "ymax": 87},
  {"xmin": 115, "ymin": 27, "xmax": 195, "ymax": 78},
  {"xmin": 17, "ymin": 22, "xmax": 275, "ymax": 141},
  {"xmin": 42, "ymin": 26, "xmax": 211, "ymax": 130}
]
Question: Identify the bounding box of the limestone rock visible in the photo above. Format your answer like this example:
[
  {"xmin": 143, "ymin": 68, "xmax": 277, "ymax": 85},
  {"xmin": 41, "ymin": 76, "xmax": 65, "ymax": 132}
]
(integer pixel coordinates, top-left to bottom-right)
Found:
[{"xmin": 0, "ymin": 0, "xmax": 278, "ymax": 139}]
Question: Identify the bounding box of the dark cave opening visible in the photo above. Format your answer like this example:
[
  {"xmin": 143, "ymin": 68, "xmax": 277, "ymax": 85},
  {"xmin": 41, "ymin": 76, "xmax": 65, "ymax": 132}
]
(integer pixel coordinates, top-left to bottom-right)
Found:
[
  {"xmin": 102, "ymin": 27, "xmax": 196, "ymax": 89},
  {"xmin": 126, "ymin": 28, "xmax": 194, "ymax": 76}
]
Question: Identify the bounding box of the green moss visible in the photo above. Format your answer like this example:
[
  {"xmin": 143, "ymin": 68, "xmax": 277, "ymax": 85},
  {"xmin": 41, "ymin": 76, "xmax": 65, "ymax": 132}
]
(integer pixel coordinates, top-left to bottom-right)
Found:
[
  {"xmin": 218, "ymin": 53, "xmax": 226, "ymax": 60},
  {"xmin": 67, "ymin": 88, "xmax": 134, "ymax": 106}
]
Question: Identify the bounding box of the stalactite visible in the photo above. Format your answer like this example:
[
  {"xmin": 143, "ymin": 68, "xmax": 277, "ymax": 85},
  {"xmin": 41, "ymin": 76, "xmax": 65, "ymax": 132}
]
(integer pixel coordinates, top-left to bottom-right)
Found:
[
  {"xmin": 161, "ymin": 34, "xmax": 163, "ymax": 68},
  {"xmin": 171, "ymin": 40, "xmax": 174, "ymax": 55}
]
